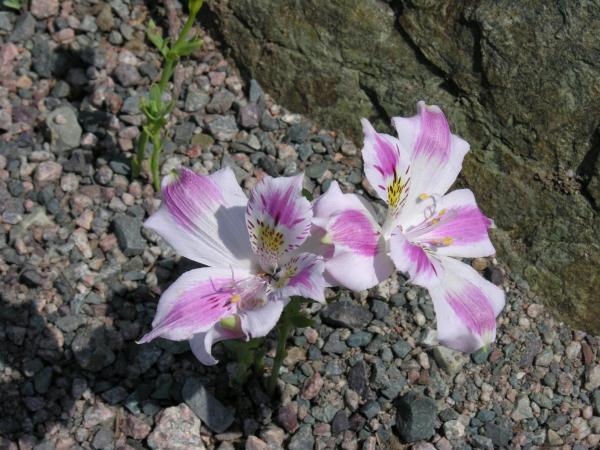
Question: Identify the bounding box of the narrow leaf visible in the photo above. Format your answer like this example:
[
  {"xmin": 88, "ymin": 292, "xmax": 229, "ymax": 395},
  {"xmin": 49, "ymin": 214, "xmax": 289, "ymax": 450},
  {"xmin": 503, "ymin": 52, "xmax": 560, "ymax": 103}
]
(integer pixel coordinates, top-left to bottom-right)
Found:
[
  {"xmin": 146, "ymin": 19, "xmax": 168, "ymax": 57},
  {"xmin": 289, "ymin": 314, "xmax": 315, "ymax": 328},
  {"xmin": 172, "ymin": 37, "xmax": 203, "ymax": 58}
]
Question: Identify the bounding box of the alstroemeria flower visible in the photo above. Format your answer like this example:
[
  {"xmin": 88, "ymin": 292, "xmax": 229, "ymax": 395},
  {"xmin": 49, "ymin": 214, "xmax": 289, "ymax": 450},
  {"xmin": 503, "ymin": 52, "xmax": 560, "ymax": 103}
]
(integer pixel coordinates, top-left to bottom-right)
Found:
[
  {"xmin": 138, "ymin": 167, "xmax": 326, "ymax": 364},
  {"xmin": 313, "ymin": 101, "xmax": 505, "ymax": 352}
]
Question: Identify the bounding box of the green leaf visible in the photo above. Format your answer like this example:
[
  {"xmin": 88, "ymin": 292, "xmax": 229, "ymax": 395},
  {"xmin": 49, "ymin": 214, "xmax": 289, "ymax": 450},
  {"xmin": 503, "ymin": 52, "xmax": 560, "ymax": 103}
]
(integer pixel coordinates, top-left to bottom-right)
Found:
[
  {"xmin": 2, "ymin": 0, "xmax": 21, "ymax": 10},
  {"xmin": 289, "ymin": 314, "xmax": 315, "ymax": 328},
  {"xmin": 149, "ymin": 85, "xmax": 162, "ymax": 104},
  {"xmin": 301, "ymin": 188, "xmax": 313, "ymax": 201},
  {"xmin": 171, "ymin": 37, "xmax": 203, "ymax": 58},
  {"xmin": 188, "ymin": 0, "xmax": 204, "ymax": 16},
  {"xmin": 146, "ymin": 19, "xmax": 169, "ymax": 58}
]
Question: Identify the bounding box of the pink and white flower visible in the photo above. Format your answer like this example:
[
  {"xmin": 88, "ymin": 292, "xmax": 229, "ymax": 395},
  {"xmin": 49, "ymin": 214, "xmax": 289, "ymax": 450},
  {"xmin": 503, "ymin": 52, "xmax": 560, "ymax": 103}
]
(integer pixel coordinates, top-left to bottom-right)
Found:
[
  {"xmin": 313, "ymin": 101, "xmax": 505, "ymax": 352},
  {"xmin": 138, "ymin": 167, "xmax": 326, "ymax": 364}
]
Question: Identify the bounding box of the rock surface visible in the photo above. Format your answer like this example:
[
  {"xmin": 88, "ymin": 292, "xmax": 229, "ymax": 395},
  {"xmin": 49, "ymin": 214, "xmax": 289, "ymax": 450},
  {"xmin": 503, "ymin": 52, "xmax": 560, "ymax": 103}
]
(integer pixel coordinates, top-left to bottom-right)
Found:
[
  {"xmin": 147, "ymin": 404, "xmax": 206, "ymax": 450},
  {"xmin": 182, "ymin": 377, "xmax": 235, "ymax": 433},
  {"xmin": 0, "ymin": 2, "xmax": 598, "ymax": 449},
  {"xmin": 206, "ymin": 0, "xmax": 600, "ymax": 333},
  {"xmin": 395, "ymin": 390, "xmax": 437, "ymax": 442}
]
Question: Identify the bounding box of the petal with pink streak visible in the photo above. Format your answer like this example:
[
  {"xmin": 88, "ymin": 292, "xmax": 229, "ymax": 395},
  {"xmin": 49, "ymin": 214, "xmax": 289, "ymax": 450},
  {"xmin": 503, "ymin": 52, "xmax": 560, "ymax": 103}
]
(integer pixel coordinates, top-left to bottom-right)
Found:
[
  {"xmin": 189, "ymin": 325, "xmax": 244, "ymax": 366},
  {"xmin": 273, "ymin": 253, "xmax": 326, "ymax": 303},
  {"xmin": 312, "ymin": 181, "xmax": 393, "ymax": 291},
  {"xmin": 144, "ymin": 167, "xmax": 254, "ymax": 270},
  {"xmin": 389, "ymin": 230, "xmax": 442, "ymax": 288},
  {"xmin": 428, "ymin": 256, "xmax": 505, "ymax": 353},
  {"xmin": 393, "ymin": 102, "xmax": 470, "ymax": 224},
  {"xmin": 246, "ymin": 174, "xmax": 312, "ymax": 271},
  {"xmin": 361, "ymin": 119, "xmax": 411, "ymax": 210},
  {"xmin": 406, "ymin": 189, "xmax": 495, "ymax": 258},
  {"xmin": 137, "ymin": 267, "xmax": 252, "ymax": 343}
]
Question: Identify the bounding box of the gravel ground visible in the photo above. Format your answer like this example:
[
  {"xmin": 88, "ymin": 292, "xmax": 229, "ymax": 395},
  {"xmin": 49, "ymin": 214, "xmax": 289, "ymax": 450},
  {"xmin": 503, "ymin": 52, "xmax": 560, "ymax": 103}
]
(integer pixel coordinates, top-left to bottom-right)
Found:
[{"xmin": 0, "ymin": 1, "xmax": 599, "ymax": 449}]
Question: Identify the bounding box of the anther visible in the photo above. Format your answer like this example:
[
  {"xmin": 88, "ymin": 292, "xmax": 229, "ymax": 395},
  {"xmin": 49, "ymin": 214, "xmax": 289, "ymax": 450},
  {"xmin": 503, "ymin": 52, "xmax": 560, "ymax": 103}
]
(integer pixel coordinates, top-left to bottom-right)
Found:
[
  {"xmin": 321, "ymin": 233, "xmax": 333, "ymax": 245},
  {"xmin": 220, "ymin": 315, "xmax": 238, "ymax": 330}
]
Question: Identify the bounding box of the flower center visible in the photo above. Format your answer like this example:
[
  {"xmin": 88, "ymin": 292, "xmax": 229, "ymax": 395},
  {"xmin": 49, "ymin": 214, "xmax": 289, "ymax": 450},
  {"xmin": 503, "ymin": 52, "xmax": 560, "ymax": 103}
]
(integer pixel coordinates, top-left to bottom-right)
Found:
[
  {"xmin": 273, "ymin": 263, "xmax": 298, "ymax": 289},
  {"xmin": 256, "ymin": 223, "xmax": 285, "ymax": 256},
  {"xmin": 387, "ymin": 172, "xmax": 408, "ymax": 209},
  {"xmin": 405, "ymin": 204, "xmax": 455, "ymax": 249}
]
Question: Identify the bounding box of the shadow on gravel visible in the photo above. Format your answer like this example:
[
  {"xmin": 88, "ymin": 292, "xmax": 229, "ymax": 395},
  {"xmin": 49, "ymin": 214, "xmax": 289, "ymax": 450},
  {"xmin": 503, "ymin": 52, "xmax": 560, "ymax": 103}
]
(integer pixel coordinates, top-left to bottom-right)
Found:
[{"xmin": 0, "ymin": 256, "xmax": 278, "ymax": 446}]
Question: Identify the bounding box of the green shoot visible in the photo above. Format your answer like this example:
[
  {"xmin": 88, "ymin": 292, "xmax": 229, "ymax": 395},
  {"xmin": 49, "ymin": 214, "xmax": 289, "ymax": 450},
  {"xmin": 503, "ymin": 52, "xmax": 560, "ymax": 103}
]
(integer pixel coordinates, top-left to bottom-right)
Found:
[
  {"xmin": 2, "ymin": 0, "xmax": 22, "ymax": 11},
  {"xmin": 132, "ymin": 0, "xmax": 204, "ymax": 192}
]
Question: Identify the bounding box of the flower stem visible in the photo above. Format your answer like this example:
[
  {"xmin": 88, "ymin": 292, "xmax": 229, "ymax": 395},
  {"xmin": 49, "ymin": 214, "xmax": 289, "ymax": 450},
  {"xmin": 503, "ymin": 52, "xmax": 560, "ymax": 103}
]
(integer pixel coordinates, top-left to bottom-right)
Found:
[
  {"xmin": 267, "ymin": 319, "xmax": 292, "ymax": 395},
  {"xmin": 132, "ymin": 1, "xmax": 203, "ymax": 190},
  {"xmin": 150, "ymin": 132, "xmax": 162, "ymax": 192}
]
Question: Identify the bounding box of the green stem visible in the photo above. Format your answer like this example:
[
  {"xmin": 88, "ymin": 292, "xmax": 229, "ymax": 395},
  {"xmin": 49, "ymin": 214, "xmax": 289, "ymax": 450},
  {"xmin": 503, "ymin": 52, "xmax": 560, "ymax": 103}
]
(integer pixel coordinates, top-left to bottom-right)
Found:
[
  {"xmin": 150, "ymin": 131, "xmax": 162, "ymax": 192},
  {"xmin": 267, "ymin": 319, "xmax": 292, "ymax": 395},
  {"xmin": 133, "ymin": 2, "xmax": 202, "ymax": 185},
  {"xmin": 157, "ymin": 7, "xmax": 198, "ymax": 92}
]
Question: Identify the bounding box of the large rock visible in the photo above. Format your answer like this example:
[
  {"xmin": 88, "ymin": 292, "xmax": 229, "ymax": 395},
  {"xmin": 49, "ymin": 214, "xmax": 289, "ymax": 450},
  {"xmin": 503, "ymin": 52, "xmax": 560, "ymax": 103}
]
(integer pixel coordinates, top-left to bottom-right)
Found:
[{"xmin": 206, "ymin": 0, "xmax": 600, "ymax": 333}]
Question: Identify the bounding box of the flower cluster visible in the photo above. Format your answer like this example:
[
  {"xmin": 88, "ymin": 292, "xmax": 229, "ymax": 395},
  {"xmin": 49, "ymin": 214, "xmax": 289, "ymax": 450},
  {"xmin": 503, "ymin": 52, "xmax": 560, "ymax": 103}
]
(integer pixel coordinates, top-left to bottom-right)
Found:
[{"xmin": 139, "ymin": 101, "xmax": 505, "ymax": 364}]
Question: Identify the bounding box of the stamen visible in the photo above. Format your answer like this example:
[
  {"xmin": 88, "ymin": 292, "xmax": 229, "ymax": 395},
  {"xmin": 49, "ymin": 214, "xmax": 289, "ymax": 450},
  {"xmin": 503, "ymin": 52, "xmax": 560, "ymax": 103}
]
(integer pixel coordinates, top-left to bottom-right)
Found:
[
  {"xmin": 274, "ymin": 262, "xmax": 299, "ymax": 289},
  {"xmin": 442, "ymin": 237, "xmax": 454, "ymax": 246},
  {"xmin": 256, "ymin": 224, "xmax": 285, "ymax": 254},
  {"xmin": 387, "ymin": 177, "xmax": 405, "ymax": 208},
  {"xmin": 230, "ymin": 294, "xmax": 241, "ymax": 304},
  {"xmin": 418, "ymin": 193, "xmax": 430, "ymax": 201},
  {"xmin": 321, "ymin": 233, "xmax": 333, "ymax": 245},
  {"xmin": 220, "ymin": 315, "xmax": 238, "ymax": 330}
]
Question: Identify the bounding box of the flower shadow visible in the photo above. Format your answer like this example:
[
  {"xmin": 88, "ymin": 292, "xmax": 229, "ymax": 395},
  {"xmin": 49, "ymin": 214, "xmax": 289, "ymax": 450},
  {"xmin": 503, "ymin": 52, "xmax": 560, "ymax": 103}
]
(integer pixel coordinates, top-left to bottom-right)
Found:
[{"xmin": 0, "ymin": 252, "xmax": 278, "ymax": 448}]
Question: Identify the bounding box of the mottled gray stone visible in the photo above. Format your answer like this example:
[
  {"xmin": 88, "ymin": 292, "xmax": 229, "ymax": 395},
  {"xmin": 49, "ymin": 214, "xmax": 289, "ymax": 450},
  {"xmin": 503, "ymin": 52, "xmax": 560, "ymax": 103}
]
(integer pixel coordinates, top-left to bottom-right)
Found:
[
  {"xmin": 72, "ymin": 326, "xmax": 115, "ymax": 372},
  {"xmin": 147, "ymin": 404, "xmax": 205, "ymax": 450},
  {"xmin": 113, "ymin": 215, "xmax": 145, "ymax": 257},
  {"xmin": 395, "ymin": 391, "xmax": 436, "ymax": 442},
  {"xmin": 207, "ymin": 115, "xmax": 238, "ymax": 141},
  {"xmin": 321, "ymin": 301, "xmax": 373, "ymax": 329},
  {"xmin": 46, "ymin": 106, "xmax": 82, "ymax": 152},
  {"xmin": 182, "ymin": 377, "xmax": 234, "ymax": 433},
  {"xmin": 288, "ymin": 424, "xmax": 314, "ymax": 450}
]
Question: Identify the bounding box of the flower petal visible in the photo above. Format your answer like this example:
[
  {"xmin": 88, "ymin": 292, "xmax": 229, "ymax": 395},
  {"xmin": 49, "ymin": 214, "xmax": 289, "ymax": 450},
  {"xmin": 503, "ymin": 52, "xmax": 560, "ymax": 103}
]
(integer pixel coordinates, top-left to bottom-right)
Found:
[
  {"xmin": 246, "ymin": 174, "xmax": 312, "ymax": 272},
  {"xmin": 189, "ymin": 325, "xmax": 244, "ymax": 366},
  {"xmin": 312, "ymin": 181, "xmax": 393, "ymax": 291},
  {"xmin": 361, "ymin": 118, "xmax": 411, "ymax": 211},
  {"xmin": 406, "ymin": 189, "xmax": 495, "ymax": 258},
  {"xmin": 144, "ymin": 167, "xmax": 255, "ymax": 269},
  {"xmin": 137, "ymin": 267, "xmax": 251, "ymax": 343},
  {"xmin": 428, "ymin": 257, "xmax": 505, "ymax": 353},
  {"xmin": 239, "ymin": 298, "xmax": 286, "ymax": 339},
  {"xmin": 393, "ymin": 101, "xmax": 470, "ymax": 223},
  {"xmin": 389, "ymin": 230, "xmax": 442, "ymax": 288},
  {"xmin": 273, "ymin": 253, "xmax": 326, "ymax": 303},
  {"xmin": 324, "ymin": 250, "xmax": 394, "ymax": 292}
]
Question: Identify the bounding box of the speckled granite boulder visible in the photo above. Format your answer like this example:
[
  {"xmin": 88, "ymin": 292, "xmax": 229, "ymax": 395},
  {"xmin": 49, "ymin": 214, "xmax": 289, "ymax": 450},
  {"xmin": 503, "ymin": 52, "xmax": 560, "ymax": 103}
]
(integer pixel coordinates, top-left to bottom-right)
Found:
[{"xmin": 206, "ymin": 0, "xmax": 600, "ymax": 333}]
